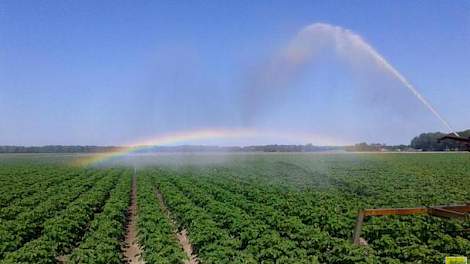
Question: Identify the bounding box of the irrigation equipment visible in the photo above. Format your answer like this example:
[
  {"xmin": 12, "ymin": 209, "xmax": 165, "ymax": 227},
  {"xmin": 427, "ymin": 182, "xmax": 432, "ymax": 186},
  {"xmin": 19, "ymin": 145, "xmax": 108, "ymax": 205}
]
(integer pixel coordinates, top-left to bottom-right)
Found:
[
  {"xmin": 353, "ymin": 203, "xmax": 470, "ymax": 245},
  {"xmin": 438, "ymin": 134, "xmax": 470, "ymax": 145},
  {"xmin": 438, "ymin": 134, "xmax": 470, "ymax": 151}
]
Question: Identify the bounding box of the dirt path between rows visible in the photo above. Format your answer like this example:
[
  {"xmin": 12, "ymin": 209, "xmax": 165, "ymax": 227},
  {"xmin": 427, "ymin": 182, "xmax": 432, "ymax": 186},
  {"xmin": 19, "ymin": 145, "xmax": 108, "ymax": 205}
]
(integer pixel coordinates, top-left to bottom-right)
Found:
[
  {"xmin": 155, "ymin": 188, "xmax": 198, "ymax": 264},
  {"xmin": 123, "ymin": 173, "xmax": 144, "ymax": 264}
]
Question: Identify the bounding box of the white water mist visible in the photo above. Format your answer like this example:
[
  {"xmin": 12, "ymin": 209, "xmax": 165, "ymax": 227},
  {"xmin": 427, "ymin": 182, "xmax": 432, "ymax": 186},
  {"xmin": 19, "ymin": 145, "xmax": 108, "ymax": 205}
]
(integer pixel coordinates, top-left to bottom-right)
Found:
[
  {"xmin": 248, "ymin": 23, "xmax": 458, "ymax": 135},
  {"xmin": 282, "ymin": 23, "xmax": 457, "ymax": 136}
]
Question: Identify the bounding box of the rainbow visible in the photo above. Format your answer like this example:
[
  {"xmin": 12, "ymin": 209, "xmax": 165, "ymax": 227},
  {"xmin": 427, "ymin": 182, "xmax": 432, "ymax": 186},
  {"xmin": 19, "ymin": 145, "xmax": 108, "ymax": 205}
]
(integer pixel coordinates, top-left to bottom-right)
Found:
[{"xmin": 74, "ymin": 128, "xmax": 349, "ymax": 166}]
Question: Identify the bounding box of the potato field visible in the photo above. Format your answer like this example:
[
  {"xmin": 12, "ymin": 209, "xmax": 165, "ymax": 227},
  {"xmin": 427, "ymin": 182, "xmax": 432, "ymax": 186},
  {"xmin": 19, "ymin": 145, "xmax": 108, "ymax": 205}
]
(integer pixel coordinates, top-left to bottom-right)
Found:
[{"xmin": 0, "ymin": 153, "xmax": 469, "ymax": 263}]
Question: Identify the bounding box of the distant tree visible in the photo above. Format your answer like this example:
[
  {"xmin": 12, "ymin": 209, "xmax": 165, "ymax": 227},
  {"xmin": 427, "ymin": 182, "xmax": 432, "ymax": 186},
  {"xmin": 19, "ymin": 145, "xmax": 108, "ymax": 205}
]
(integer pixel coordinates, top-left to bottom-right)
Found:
[{"xmin": 410, "ymin": 130, "xmax": 470, "ymax": 151}]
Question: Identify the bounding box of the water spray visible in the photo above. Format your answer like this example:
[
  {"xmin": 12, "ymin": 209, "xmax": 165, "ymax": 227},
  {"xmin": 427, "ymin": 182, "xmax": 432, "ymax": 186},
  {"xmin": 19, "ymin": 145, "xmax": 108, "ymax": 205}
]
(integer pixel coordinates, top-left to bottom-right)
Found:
[
  {"xmin": 335, "ymin": 26, "xmax": 459, "ymax": 136},
  {"xmin": 283, "ymin": 23, "xmax": 459, "ymax": 136}
]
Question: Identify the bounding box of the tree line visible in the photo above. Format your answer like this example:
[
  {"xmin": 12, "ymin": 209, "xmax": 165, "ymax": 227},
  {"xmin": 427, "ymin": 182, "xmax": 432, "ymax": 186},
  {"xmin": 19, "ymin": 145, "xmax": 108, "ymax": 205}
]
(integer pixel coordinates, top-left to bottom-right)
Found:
[
  {"xmin": 0, "ymin": 144, "xmax": 341, "ymax": 153},
  {"xmin": 0, "ymin": 130, "xmax": 468, "ymax": 153},
  {"xmin": 0, "ymin": 145, "xmax": 121, "ymax": 153}
]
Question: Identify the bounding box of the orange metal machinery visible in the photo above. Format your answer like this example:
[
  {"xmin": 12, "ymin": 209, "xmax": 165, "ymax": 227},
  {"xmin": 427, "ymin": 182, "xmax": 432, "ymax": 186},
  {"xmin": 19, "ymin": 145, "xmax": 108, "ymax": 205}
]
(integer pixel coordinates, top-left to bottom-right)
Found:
[{"xmin": 353, "ymin": 203, "xmax": 470, "ymax": 245}]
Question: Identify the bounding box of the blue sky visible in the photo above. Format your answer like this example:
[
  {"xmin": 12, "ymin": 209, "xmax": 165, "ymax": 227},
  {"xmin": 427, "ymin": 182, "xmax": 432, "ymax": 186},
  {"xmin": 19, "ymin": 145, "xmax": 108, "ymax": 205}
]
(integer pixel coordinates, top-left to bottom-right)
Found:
[{"xmin": 1, "ymin": 1, "xmax": 469, "ymax": 145}]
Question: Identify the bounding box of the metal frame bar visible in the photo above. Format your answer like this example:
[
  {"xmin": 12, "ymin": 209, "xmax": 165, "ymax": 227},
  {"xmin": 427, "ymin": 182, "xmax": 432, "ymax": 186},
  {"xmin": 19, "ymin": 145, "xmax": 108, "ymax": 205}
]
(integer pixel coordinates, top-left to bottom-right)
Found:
[{"xmin": 352, "ymin": 203, "xmax": 470, "ymax": 245}]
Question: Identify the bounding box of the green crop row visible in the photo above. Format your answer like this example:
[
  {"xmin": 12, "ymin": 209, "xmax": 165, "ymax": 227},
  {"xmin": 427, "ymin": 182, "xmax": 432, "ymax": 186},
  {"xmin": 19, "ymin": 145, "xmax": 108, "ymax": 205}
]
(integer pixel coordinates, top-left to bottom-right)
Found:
[
  {"xmin": 137, "ymin": 171, "xmax": 186, "ymax": 264},
  {"xmin": 1, "ymin": 170, "xmax": 121, "ymax": 264},
  {"xmin": 155, "ymin": 174, "xmax": 255, "ymax": 263},
  {"xmin": 158, "ymin": 170, "xmax": 373, "ymax": 263},
  {"xmin": 0, "ymin": 153, "xmax": 468, "ymax": 263},
  {"xmin": 68, "ymin": 169, "xmax": 132, "ymax": 264},
  {"xmin": 0, "ymin": 166, "xmax": 85, "ymax": 207},
  {"xmin": 148, "ymin": 153, "xmax": 470, "ymax": 263},
  {"xmin": 0, "ymin": 170, "xmax": 104, "ymax": 259},
  {"xmin": 0, "ymin": 169, "xmax": 97, "ymax": 220}
]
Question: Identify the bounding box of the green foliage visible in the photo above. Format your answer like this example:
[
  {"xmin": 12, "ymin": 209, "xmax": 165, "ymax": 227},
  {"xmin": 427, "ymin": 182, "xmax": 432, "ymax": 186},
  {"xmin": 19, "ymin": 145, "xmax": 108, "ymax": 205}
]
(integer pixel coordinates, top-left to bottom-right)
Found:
[
  {"xmin": 0, "ymin": 168, "xmax": 105, "ymax": 259},
  {"xmin": 0, "ymin": 153, "xmax": 469, "ymax": 263},
  {"xmin": 147, "ymin": 153, "xmax": 470, "ymax": 263},
  {"xmin": 1, "ymin": 169, "xmax": 122, "ymax": 263},
  {"xmin": 136, "ymin": 171, "xmax": 186, "ymax": 264},
  {"xmin": 68, "ymin": 171, "xmax": 132, "ymax": 264}
]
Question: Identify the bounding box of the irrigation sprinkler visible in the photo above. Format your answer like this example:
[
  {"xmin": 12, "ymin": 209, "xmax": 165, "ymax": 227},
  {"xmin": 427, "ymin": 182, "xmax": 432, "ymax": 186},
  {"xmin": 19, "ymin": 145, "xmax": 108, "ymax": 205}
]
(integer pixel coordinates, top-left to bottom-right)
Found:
[{"xmin": 438, "ymin": 134, "xmax": 470, "ymax": 145}]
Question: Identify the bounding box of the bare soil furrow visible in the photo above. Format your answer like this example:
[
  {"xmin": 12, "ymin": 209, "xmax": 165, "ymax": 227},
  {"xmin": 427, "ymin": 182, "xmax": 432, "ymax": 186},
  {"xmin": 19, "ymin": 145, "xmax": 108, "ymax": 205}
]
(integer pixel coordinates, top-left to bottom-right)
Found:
[
  {"xmin": 123, "ymin": 173, "xmax": 144, "ymax": 264},
  {"xmin": 155, "ymin": 188, "xmax": 198, "ymax": 264}
]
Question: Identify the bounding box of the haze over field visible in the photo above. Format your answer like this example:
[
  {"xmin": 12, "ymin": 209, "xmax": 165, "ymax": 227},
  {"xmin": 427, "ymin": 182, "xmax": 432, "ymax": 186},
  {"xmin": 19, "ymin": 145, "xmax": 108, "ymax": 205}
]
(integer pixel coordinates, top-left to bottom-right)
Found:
[{"xmin": 1, "ymin": 1, "xmax": 469, "ymax": 146}]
